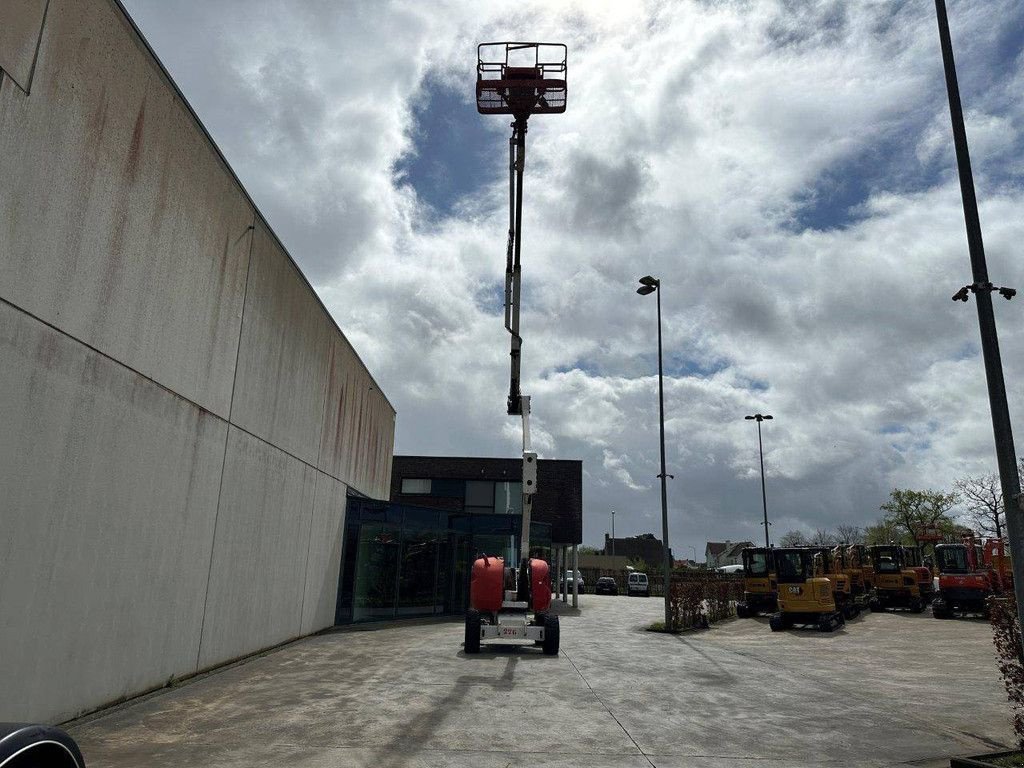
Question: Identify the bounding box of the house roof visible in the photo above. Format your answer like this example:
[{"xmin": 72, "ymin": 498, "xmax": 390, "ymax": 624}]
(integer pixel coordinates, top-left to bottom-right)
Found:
[
  {"xmin": 725, "ymin": 541, "xmax": 755, "ymax": 558},
  {"xmin": 706, "ymin": 541, "xmax": 755, "ymax": 558}
]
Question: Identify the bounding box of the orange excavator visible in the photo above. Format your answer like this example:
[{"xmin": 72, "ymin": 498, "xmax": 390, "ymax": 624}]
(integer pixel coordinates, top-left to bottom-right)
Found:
[{"xmin": 932, "ymin": 534, "xmax": 1012, "ymax": 619}]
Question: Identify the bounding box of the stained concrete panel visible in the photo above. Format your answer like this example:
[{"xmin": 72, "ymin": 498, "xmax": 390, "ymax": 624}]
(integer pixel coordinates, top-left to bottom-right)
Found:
[
  {"xmin": 0, "ymin": 0, "xmax": 47, "ymax": 91},
  {"xmin": 0, "ymin": 301, "xmax": 227, "ymax": 723},
  {"xmin": 300, "ymin": 473, "xmax": 348, "ymax": 635},
  {"xmin": 319, "ymin": 336, "xmax": 396, "ymax": 498},
  {"xmin": 0, "ymin": 0, "xmax": 253, "ymax": 418},
  {"xmin": 198, "ymin": 427, "xmax": 317, "ymax": 670},
  {"xmin": 230, "ymin": 224, "xmax": 331, "ymax": 466}
]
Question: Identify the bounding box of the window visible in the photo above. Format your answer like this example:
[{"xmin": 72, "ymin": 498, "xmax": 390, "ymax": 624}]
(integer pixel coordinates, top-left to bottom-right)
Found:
[
  {"xmin": 401, "ymin": 478, "xmax": 430, "ymax": 494},
  {"xmin": 495, "ymin": 482, "xmax": 522, "ymax": 514},
  {"xmin": 465, "ymin": 481, "xmax": 494, "ymax": 507},
  {"xmin": 743, "ymin": 550, "xmax": 768, "ymax": 576},
  {"xmin": 775, "ymin": 551, "xmax": 806, "ymax": 583}
]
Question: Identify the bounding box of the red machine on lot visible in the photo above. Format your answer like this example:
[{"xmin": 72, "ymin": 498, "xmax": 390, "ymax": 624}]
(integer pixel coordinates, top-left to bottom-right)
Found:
[
  {"xmin": 932, "ymin": 535, "xmax": 1012, "ymax": 618},
  {"xmin": 464, "ymin": 42, "xmax": 567, "ymax": 656}
]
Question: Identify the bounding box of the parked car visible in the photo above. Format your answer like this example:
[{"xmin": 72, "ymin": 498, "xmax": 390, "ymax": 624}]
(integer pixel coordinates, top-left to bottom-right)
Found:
[
  {"xmin": 563, "ymin": 569, "xmax": 585, "ymax": 593},
  {"xmin": 595, "ymin": 576, "xmax": 618, "ymax": 595},
  {"xmin": 627, "ymin": 572, "xmax": 649, "ymax": 596},
  {"xmin": 717, "ymin": 564, "xmax": 744, "ymax": 574}
]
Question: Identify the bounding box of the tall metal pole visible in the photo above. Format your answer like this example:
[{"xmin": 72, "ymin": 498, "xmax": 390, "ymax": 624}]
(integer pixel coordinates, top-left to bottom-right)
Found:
[
  {"xmin": 656, "ymin": 283, "xmax": 672, "ymax": 629},
  {"xmin": 935, "ymin": 0, "xmax": 1024, "ymax": 627},
  {"xmin": 611, "ymin": 510, "xmax": 615, "ymax": 557},
  {"xmin": 757, "ymin": 420, "xmax": 770, "ymax": 551}
]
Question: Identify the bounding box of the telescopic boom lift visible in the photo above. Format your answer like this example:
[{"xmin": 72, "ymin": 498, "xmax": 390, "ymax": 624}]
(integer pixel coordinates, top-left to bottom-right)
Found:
[{"xmin": 463, "ymin": 42, "xmax": 567, "ymax": 655}]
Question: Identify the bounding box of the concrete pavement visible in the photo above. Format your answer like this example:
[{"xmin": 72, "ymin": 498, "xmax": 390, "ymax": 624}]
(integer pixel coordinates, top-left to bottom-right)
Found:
[{"xmin": 69, "ymin": 596, "xmax": 1013, "ymax": 767}]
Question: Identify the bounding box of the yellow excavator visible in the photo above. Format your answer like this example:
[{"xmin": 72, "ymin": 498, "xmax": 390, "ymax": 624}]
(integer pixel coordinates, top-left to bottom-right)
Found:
[
  {"xmin": 736, "ymin": 547, "xmax": 777, "ymax": 617},
  {"xmin": 807, "ymin": 546, "xmax": 858, "ymax": 619},
  {"xmin": 847, "ymin": 544, "xmax": 875, "ymax": 594},
  {"xmin": 868, "ymin": 544, "xmax": 926, "ymax": 613},
  {"xmin": 769, "ymin": 547, "xmax": 845, "ymax": 632},
  {"xmin": 832, "ymin": 544, "xmax": 872, "ymax": 614}
]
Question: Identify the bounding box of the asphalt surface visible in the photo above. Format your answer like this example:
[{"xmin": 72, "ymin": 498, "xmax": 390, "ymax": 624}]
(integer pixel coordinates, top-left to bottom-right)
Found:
[{"xmin": 68, "ymin": 595, "xmax": 1013, "ymax": 767}]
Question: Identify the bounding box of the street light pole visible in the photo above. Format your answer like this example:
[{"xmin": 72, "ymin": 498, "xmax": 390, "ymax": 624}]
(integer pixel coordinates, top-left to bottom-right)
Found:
[
  {"xmin": 934, "ymin": 0, "xmax": 1024, "ymax": 631},
  {"xmin": 637, "ymin": 275, "xmax": 674, "ymax": 629},
  {"xmin": 611, "ymin": 510, "xmax": 615, "ymax": 558},
  {"xmin": 745, "ymin": 414, "xmax": 773, "ymax": 551}
]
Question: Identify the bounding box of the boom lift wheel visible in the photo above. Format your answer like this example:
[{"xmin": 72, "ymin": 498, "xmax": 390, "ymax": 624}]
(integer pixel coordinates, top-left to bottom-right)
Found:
[
  {"xmin": 542, "ymin": 613, "xmax": 560, "ymax": 655},
  {"xmin": 464, "ymin": 609, "xmax": 482, "ymax": 654}
]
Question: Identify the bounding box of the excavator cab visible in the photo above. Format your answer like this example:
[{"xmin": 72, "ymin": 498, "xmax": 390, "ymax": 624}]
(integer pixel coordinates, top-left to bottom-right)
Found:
[
  {"xmin": 984, "ymin": 539, "xmax": 1013, "ymax": 590},
  {"xmin": 833, "ymin": 544, "xmax": 871, "ymax": 614},
  {"xmin": 868, "ymin": 545, "xmax": 924, "ymax": 613},
  {"xmin": 848, "ymin": 544, "xmax": 875, "ymax": 593},
  {"xmin": 736, "ymin": 547, "xmax": 777, "ymax": 617},
  {"xmin": 932, "ymin": 541, "xmax": 1001, "ymax": 618},
  {"xmin": 768, "ymin": 548, "xmax": 844, "ymax": 632},
  {"xmin": 809, "ymin": 546, "xmax": 857, "ymax": 618},
  {"xmin": 901, "ymin": 545, "xmax": 935, "ymax": 604}
]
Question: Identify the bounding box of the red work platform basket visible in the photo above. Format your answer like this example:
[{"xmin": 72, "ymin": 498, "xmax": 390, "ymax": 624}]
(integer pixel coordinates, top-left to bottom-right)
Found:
[{"xmin": 476, "ymin": 42, "xmax": 567, "ymax": 116}]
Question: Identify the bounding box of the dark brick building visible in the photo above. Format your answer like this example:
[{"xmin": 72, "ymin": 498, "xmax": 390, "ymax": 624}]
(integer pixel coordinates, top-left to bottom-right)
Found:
[
  {"xmin": 603, "ymin": 533, "xmax": 672, "ymax": 566},
  {"xmin": 390, "ymin": 455, "xmax": 583, "ymax": 545}
]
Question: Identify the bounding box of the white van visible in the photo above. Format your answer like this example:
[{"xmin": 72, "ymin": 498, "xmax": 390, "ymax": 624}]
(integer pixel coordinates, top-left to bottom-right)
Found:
[{"xmin": 627, "ymin": 572, "xmax": 649, "ymax": 596}]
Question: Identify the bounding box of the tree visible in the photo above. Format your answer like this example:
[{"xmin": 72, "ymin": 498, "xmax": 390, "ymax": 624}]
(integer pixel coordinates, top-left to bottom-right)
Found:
[
  {"xmin": 864, "ymin": 518, "xmax": 904, "ymax": 545},
  {"xmin": 878, "ymin": 488, "xmax": 959, "ymax": 548},
  {"xmin": 578, "ymin": 545, "xmax": 600, "ymax": 556},
  {"xmin": 779, "ymin": 530, "xmax": 808, "ymax": 547},
  {"xmin": 954, "ymin": 473, "xmax": 1005, "ymax": 541},
  {"xmin": 810, "ymin": 528, "xmax": 837, "ymax": 545},
  {"xmin": 835, "ymin": 524, "xmax": 864, "ymax": 544}
]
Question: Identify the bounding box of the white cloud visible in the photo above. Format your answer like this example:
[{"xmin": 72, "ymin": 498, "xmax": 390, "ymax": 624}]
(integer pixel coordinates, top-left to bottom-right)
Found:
[{"xmin": 123, "ymin": 0, "xmax": 1024, "ymax": 549}]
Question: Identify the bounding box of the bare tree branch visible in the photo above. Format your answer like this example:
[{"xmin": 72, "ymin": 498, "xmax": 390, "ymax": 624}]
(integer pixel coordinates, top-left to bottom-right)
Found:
[{"xmin": 954, "ymin": 473, "xmax": 1005, "ymax": 540}]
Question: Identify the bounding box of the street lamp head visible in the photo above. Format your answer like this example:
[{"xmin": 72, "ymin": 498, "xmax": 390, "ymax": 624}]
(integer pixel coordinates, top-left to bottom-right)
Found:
[
  {"xmin": 744, "ymin": 415, "xmax": 755, "ymax": 420},
  {"xmin": 763, "ymin": 414, "xmax": 773, "ymax": 420},
  {"xmin": 636, "ymin": 284, "xmax": 656, "ymax": 296},
  {"xmin": 638, "ymin": 275, "xmax": 658, "ymax": 287}
]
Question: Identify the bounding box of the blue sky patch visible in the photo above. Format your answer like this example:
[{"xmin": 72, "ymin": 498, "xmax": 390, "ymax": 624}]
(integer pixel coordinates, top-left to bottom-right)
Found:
[{"xmin": 395, "ymin": 76, "xmax": 496, "ymax": 218}]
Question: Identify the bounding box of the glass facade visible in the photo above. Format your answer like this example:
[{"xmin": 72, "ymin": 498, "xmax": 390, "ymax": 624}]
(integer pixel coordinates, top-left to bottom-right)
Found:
[{"xmin": 335, "ymin": 497, "xmax": 553, "ymax": 624}]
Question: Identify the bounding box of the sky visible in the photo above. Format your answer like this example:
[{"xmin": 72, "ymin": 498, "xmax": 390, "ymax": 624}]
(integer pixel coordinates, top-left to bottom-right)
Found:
[{"xmin": 121, "ymin": 0, "xmax": 1024, "ymax": 553}]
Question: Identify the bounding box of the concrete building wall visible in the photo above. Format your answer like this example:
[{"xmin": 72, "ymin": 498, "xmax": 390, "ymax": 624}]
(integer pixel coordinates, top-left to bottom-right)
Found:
[{"xmin": 0, "ymin": 0, "xmax": 395, "ymax": 723}]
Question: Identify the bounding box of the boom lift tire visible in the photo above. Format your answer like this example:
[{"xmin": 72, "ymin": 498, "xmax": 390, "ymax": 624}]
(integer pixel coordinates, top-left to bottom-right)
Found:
[
  {"xmin": 542, "ymin": 614, "xmax": 560, "ymax": 656},
  {"xmin": 465, "ymin": 609, "xmax": 482, "ymax": 654}
]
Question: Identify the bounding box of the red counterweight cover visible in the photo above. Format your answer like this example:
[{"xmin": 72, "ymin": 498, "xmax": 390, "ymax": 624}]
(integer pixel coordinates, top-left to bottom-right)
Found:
[
  {"xmin": 530, "ymin": 558, "xmax": 552, "ymax": 613},
  {"xmin": 470, "ymin": 556, "xmax": 505, "ymax": 612}
]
